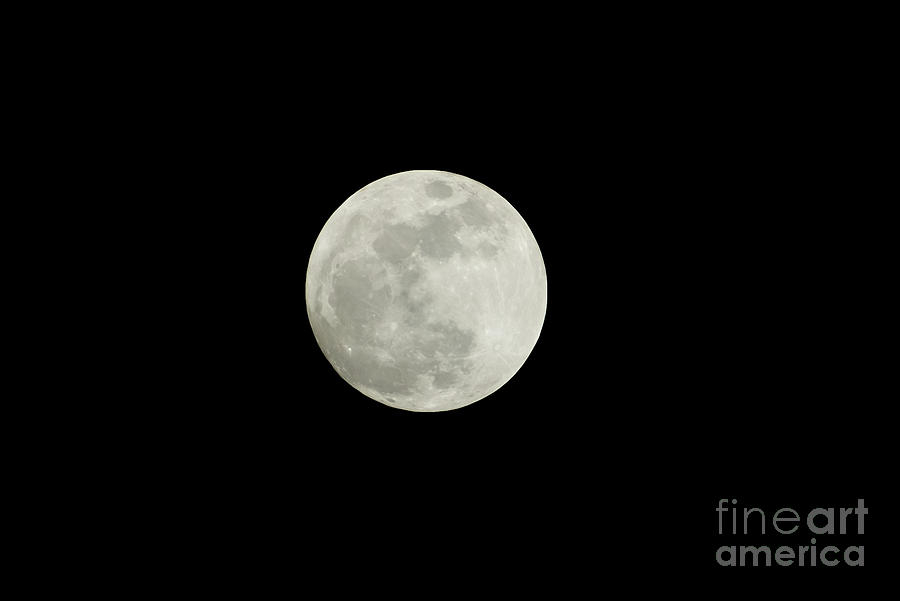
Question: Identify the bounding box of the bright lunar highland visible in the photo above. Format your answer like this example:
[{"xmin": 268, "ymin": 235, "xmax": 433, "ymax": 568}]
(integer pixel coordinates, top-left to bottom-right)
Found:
[{"xmin": 306, "ymin": 170, "xmax": 547, "ymax": 411}]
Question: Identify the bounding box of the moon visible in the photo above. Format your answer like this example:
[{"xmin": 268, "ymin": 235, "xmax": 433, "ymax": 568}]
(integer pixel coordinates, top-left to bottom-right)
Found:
[{"xmin": 305, "ymin": 170, "xmax": 547, "ymax": 412}]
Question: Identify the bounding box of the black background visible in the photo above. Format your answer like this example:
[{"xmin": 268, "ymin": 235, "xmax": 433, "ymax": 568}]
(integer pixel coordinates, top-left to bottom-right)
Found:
[{"xmin": 121, "ymin": 8, "xmax": 892, "ymax": 593}]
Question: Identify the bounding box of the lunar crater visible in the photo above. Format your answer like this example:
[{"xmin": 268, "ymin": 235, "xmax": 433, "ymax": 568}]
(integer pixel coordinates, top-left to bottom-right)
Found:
[{"xmin": 425, "ymin": 180, "xmax": 453, "ymax": 199}]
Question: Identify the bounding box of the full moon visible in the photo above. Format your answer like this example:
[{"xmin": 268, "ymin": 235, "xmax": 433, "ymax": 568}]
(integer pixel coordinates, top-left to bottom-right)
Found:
[{"xmin": 306, "ymin": 170, "xmax": 547, "ymax": 412}]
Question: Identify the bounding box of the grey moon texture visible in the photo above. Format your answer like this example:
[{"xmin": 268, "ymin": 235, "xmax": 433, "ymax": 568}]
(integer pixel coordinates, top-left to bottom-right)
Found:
[{"xmin": 306, "ymin": 170, "xmax": 547, "ymax": 412}]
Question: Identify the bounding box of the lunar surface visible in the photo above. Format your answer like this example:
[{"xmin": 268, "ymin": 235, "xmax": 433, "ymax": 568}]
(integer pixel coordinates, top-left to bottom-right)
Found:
[{"xmin": 306, "ymin": 170, "xmax": 547, "ymax": 412}]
